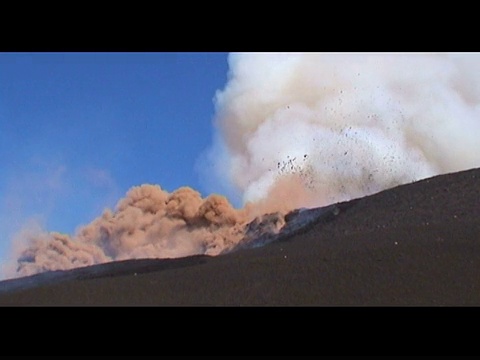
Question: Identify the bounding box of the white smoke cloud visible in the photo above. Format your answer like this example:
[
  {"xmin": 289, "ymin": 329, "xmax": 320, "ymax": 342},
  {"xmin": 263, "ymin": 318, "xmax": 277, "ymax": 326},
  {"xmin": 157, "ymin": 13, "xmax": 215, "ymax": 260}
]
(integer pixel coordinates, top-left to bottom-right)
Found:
[{"xmin": 209, "ymin": 52, "xmax": 480, "ymax": 210}]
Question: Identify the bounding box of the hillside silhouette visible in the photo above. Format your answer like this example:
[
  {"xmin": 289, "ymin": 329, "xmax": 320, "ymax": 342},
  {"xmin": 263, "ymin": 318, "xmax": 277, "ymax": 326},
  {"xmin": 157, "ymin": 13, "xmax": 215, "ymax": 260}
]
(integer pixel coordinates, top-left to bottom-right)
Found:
[{"xmin": 1, "ymin": 167, "xmax": 479, "ymax": 306}]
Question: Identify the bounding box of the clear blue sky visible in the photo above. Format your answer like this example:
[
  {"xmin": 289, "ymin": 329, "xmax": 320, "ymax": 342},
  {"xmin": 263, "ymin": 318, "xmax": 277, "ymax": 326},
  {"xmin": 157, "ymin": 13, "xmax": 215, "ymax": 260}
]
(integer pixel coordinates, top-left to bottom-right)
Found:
[{"xmin": 0, "ymin": 52, "xmax": 230, "ymax": 260}]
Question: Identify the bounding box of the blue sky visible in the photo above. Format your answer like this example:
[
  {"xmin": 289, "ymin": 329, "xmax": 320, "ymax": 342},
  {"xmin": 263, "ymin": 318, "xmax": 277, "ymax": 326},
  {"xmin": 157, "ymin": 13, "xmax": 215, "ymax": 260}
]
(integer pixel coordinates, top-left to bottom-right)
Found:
[{"xmin": 0, "ymin": 52, "xmax": 230, "ymax": 260}]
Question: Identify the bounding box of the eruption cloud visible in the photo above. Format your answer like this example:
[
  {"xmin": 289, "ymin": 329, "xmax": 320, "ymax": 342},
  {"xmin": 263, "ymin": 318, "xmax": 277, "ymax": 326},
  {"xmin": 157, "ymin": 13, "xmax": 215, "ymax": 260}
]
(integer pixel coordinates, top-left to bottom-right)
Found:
[
  {"xmin": 8, "ymin": 52, "xmax": 480, "ymax": 278},
  {"xmin": 13, "ymin": 185, "xmax": 266, "ymax": 277},
  {"xmin": 210, "ymin": 52, "xmax": 480, "ymax": 210}
]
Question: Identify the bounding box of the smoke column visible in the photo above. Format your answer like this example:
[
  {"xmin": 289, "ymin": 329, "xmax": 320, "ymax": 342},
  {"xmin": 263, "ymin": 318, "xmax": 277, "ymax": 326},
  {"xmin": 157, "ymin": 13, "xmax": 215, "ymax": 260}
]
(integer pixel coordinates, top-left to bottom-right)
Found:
[
  {"xmin": 209, "ymin": 52, "xmax": 480, "ymax": 211},
  {"xmin": 7, "ymin": 52, "xmax": 480, "ymax": 278}
]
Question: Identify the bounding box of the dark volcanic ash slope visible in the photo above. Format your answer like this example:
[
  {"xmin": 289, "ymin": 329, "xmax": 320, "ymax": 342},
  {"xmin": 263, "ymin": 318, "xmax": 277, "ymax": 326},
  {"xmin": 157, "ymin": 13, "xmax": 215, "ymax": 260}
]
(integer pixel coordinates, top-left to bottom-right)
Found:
[
  {"xmin": 237, "ymin": 165, "xmax": 480, "ymax": 250},
  {"xmin": 0, "ymin": 167, "xmax": 480, "ymax": 306},
  {"xmin": 307, "ymin": 166, "xmax": 480, "ymax": 239}
]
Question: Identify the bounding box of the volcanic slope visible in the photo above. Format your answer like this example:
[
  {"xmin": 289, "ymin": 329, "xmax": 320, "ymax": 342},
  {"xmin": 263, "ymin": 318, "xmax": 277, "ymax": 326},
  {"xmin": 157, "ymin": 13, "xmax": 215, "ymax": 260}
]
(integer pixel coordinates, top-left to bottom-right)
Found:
[{"xmin": 0, "ymin": 167, "xmax": 479, "ymax": 305}]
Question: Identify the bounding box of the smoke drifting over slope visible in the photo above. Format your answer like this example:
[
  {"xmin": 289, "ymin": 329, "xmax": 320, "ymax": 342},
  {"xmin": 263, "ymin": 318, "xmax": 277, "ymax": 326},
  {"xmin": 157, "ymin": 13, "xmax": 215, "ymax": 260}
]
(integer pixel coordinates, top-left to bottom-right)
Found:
[
  {"xmin": 7, "ymin": 53, "xmax": 480, "ymax": 278},
  {"xmin": 14, "ymin": 185, "xmax": 257, "ymax": 277}
]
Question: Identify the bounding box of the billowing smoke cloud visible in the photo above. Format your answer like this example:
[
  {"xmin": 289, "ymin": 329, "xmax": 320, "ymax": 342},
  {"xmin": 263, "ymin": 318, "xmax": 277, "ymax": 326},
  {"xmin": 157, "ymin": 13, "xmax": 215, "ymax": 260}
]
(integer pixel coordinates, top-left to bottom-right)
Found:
[
  {"xmin": 209, "ymin": 52, "xmax": 480, "ymax": 210},
  {"xmin": 13, "ymin": 185, "xmax": 263, "ymax": 277},
  {"xmin": 7, "ymin": 52, "xmax": 480, "ymax": 279}
]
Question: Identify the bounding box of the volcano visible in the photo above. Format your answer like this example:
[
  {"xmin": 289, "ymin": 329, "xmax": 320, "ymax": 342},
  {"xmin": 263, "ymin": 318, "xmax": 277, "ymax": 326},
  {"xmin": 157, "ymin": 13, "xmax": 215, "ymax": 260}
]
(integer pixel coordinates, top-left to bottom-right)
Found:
[{"xmin": 1, "ymin": 166, "xmax": 479, "ymax": 306}]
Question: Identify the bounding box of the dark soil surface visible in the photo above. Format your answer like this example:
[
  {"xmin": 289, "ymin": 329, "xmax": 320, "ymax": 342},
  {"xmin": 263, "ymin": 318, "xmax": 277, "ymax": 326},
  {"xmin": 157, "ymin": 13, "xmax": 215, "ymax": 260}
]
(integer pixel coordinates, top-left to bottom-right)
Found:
[{"xmin": 1, "ymin": 167, "xmax": 479, "ymax": 306}]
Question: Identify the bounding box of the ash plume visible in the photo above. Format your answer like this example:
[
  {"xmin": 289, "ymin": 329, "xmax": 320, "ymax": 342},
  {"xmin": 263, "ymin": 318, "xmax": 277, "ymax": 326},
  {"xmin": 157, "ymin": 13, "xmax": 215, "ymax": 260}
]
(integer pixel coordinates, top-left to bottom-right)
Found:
[
  {"xmin": 208, "ymin": 52, "xmax": 480, "ymax": 209},
  {"xmin": 7, "ymin": 52, "xmax": 480, "ymax": 279},
  {"xmin": 14, "ymin": 185, "xmax": 255, "ymax": 277}
]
